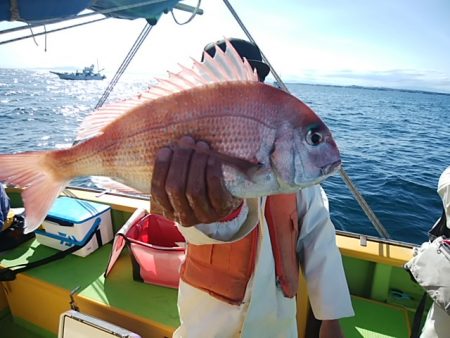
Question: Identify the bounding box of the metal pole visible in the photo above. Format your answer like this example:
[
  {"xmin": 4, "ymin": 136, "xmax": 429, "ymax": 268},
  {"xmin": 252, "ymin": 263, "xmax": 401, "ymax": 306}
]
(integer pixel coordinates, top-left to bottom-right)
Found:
[{"xmin": 95, "ymin": 23, "xmax": 153, "ymax": 110}]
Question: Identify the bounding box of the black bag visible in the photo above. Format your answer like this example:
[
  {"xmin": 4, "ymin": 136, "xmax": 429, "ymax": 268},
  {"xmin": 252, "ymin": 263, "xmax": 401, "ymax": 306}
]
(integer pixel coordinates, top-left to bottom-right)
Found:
[
  {"xmin": 0, "ymin": 222, "xmax": 96, "ymax": 281},
  {"xmin": 0, "ymin": 214, "xmax": 35, "ymax": 252}
]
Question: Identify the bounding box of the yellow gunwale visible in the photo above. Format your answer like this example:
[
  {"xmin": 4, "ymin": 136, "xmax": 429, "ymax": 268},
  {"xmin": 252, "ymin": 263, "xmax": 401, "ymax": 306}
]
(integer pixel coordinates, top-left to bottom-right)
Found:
[{"xmin": 336, "ymin": 233, "xmax": 414, "ymax": 267}]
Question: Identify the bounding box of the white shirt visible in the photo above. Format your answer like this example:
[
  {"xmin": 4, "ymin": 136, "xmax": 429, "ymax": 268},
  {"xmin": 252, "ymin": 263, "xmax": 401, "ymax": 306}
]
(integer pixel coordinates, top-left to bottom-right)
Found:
[{"xmin": 174, "ymin": 185, "xmax": 354, "ymax": 338}]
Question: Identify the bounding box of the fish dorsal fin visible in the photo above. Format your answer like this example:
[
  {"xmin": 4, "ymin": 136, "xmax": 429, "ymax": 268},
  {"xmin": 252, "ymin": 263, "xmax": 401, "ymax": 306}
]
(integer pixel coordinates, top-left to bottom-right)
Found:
[
  {"xmin": 76, "ymin": 96, "xmax": 144, "ymax": 141},
  {"xmin": 75, "ymin": 38, "xmax": 258, "ymax": 141}
]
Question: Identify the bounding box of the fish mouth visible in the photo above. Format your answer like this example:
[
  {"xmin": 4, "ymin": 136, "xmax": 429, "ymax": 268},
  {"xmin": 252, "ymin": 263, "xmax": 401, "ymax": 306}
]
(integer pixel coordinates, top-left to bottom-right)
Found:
[{"xmin": 320, "ymin": 160, "xmax": 342, "ymax": 176}]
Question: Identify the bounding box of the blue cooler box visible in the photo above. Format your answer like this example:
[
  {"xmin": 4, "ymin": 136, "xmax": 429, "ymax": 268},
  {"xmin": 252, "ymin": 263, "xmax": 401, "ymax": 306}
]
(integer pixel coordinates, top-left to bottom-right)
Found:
[{"xmin": 35, "ymin": 197, "xmax": 113, "ymax": 257}]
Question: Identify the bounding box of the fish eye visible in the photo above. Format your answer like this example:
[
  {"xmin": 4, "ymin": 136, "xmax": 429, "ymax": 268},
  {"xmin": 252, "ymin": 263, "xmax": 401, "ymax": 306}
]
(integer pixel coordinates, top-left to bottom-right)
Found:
[{"xmin": 306, "ymin": 128, "xmax": 323, "ymax": 146}]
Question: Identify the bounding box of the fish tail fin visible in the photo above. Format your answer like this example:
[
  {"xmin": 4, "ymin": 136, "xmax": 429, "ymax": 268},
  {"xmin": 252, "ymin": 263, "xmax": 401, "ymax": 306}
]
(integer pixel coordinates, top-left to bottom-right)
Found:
[{"xmin": 0, "ymin": 152, "xmax": 69, "ymax": 234}]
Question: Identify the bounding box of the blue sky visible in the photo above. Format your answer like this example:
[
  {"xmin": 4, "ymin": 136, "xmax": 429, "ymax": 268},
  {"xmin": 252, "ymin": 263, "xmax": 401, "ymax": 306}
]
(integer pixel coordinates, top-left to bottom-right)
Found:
[{"xmin": 0, "ymin": 0, "xmax": 449, "ymax": 93}]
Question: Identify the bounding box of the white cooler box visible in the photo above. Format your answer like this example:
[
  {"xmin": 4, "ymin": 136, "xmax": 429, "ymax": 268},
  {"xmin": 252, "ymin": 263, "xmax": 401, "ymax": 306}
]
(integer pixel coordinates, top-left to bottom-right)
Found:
[{"xmin": 35, "ymin": 197, "xmax": 113, "ymax": 257}]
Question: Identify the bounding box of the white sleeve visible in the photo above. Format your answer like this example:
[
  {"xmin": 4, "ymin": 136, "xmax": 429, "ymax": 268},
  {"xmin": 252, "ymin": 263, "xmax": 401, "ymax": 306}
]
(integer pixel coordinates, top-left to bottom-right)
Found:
[
  {"xmin": 177, "ymin": 198, "xmax": 260, "ymax": 245},
  {"xmin": 296, "ymin": 185, "xmax": 354, "ymax": 320}
]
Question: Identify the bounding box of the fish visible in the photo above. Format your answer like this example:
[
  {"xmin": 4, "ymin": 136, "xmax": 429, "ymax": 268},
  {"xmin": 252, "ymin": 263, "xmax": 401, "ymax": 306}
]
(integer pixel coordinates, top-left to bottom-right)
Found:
[{"xmin": 0, "ymin": 39, "xmax": 341, "ymax": 233}]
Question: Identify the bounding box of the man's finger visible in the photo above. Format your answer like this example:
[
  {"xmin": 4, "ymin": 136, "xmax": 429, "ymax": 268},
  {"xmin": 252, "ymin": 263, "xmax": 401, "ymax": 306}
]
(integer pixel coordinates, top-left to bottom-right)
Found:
[
  {"xmin": 151, "ymin": 147, "xmax": 175, "ymax": 214},
  {"xmin": 186, "ymin": 141, "xmax": 218, "ymax": 223},
  {"xmin": 166, "ymin": 137, "xmax": 198, "ymax": 226},
  {"xmin": 206, "ymin": 156, "xmax": 242, "ymax": 217}
]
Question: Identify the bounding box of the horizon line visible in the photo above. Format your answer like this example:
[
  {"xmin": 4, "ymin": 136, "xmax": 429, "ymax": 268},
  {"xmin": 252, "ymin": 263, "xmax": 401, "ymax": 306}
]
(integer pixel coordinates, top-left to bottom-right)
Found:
[{"xmin": 1, "ymin": 66, "xmax": 449, "ymax": 96}]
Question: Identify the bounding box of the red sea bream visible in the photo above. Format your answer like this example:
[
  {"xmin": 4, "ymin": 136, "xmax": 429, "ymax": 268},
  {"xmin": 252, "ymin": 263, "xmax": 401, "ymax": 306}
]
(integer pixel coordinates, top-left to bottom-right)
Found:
[{"xmin": 0, "ymin": 39, "xmax": 341, "ymax": 233}]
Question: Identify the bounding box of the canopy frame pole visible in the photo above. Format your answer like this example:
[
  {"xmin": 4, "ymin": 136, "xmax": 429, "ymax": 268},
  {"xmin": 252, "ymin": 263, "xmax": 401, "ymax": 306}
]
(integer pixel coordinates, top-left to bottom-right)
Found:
[
  {"xmin": 0, "ymin": 18, "xmax": 107, "ymax": 45},
  {"xmin": 94, "ymin": 22, "xmax": 154, "ymax": 109}
]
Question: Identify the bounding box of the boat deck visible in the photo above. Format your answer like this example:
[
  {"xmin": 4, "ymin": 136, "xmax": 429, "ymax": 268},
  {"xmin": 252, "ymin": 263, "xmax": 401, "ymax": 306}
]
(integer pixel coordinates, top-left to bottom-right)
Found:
[
  {"xmin": 1, "ymin": 239, "xmax": 178, "ymax": 338},
  {"xmin": 0, "ymin": 188, "xmax": 426, "ymax": 337},
  {"xmin": 1, "ymin": 236, "xmax": 423, "ymax": 338}
]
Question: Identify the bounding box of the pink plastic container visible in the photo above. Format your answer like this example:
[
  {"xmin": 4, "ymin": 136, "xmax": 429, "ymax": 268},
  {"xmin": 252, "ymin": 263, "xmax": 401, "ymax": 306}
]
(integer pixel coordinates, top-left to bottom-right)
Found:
[
  {"xmin": 126, "ymin": 214, "xmax": 186, "ymax": 288},
  {"xmin": 105, "ymin": 210, "xmax": 186, "ymax": 289}
]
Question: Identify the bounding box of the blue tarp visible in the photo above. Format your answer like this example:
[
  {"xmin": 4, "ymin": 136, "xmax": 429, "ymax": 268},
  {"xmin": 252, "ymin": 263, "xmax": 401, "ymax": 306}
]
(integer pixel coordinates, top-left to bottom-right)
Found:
[
  {"xmin": 89, "ymin": 0, "xmax": 181, "ymax": 21},
  {"xmin": 0, "ymin": 0, "xmax": 181, "ymax": 23},
  {"xmin": 0, "ymin": 0, "xmax": 92, "ymax": 23}
]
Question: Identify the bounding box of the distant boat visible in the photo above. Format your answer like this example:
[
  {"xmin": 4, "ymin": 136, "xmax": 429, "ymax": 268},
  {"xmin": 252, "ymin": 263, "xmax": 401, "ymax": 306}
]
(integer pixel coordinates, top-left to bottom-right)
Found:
[{"xmin": 50, "ymin": 64, "xmax": 106, "ymax": 80}]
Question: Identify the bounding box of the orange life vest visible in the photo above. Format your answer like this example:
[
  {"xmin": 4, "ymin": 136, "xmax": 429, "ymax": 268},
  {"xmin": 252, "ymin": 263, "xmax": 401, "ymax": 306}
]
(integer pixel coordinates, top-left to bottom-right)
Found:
[{"xmin": 180, "ymin": 193, "xmax": 299, "ymax": 304}]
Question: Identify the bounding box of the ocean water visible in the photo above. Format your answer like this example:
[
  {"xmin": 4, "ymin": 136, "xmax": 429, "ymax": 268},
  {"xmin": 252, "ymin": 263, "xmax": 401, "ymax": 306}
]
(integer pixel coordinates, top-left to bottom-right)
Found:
[{"xmin": 0, "ymin": 68, "xmax": 449, "ymax": 245}]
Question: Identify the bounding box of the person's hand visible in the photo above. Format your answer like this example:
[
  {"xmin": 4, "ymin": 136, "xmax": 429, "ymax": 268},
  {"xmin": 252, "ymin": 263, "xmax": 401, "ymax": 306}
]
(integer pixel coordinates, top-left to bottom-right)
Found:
[
  {"xmin": 151, "ymin": 136, "xmax": 242, "ymax": 227},
  {"xmin": 320, "ymin": 320, "xmax": 345, "ymax": 338}
]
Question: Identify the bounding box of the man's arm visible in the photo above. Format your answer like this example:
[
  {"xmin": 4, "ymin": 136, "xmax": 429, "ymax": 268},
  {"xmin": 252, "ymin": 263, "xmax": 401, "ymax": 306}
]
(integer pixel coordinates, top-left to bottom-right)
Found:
[{"xmin": 320, "ymin": 319, "xmax": 345, "ymax": 338}]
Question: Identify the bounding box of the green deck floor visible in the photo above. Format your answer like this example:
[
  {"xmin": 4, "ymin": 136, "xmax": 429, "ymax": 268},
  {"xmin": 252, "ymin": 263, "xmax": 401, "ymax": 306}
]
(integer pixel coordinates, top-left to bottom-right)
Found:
[
  {"xmin": 0, "ymin": 239, "xmax": 180, "ymax": 329},
  {"xmin": 341, "ymin": 296, "xmax": 410, "ymax": 338}
]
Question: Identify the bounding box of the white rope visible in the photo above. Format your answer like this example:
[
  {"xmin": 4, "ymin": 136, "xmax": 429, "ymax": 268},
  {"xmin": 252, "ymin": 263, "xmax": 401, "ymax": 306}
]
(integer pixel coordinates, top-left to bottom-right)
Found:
[
  {"xmin": 170, "ymin": 0, "xmax": 202, "ymax": 25},
  {"xmin": 28, "ymin": 25, "xmax": 39, "ymax": 46}
]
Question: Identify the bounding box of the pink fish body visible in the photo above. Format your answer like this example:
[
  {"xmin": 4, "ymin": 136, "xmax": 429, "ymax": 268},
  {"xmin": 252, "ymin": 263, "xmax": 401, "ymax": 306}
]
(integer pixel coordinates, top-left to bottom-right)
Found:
[{"xmin": 0, "ymin": 40, "xmax": 340, "ymax": 233}]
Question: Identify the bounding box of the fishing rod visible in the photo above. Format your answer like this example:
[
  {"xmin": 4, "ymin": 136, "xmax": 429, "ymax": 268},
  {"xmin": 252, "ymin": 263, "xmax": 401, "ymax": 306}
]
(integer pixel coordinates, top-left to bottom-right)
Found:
[{"xmin": 222, "ymin": 0, "xmax": 391, "ymax": 240}]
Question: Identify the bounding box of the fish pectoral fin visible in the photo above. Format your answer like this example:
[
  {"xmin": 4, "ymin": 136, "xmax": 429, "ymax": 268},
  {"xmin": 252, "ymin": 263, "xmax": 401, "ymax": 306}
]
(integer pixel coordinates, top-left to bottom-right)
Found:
[
  {"xmin": 184, "ymin": 144, "xmax": 262, "ymax": 181},
  {"xmin": 213, "ymin": 152, "xmax": 262, "ymax": 180},
  {"xmin": 91, "ymin": 176, "xmax": 145, "ymax": 195},
  {"xmin": 172, "ymin": 139, "xmax": 262, "ymax": 181}
]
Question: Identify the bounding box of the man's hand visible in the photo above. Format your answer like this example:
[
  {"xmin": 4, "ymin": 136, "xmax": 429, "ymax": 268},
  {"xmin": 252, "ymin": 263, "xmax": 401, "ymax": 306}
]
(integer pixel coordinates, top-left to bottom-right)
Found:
[
  {"xmin": 151, "ymin": 136, "xmax": 242, "ymax": 227},
  {"xmin": 320, "ymin": 320, "xmax": 345, "ymax": 338}
]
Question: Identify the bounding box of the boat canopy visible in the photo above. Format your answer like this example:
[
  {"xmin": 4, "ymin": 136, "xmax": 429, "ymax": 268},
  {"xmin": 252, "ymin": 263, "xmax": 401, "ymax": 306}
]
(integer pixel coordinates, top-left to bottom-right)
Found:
[
  {"xmin": 0, "ymin": 0, "xmax": 92, "ymax": 23},
  {"xmin": 0, "ymin": 0, "xmax": 182, "ymax": 24},
  {"xmin": 90, "ymin": 0, "xmax": 181, "ymax": 21}
]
